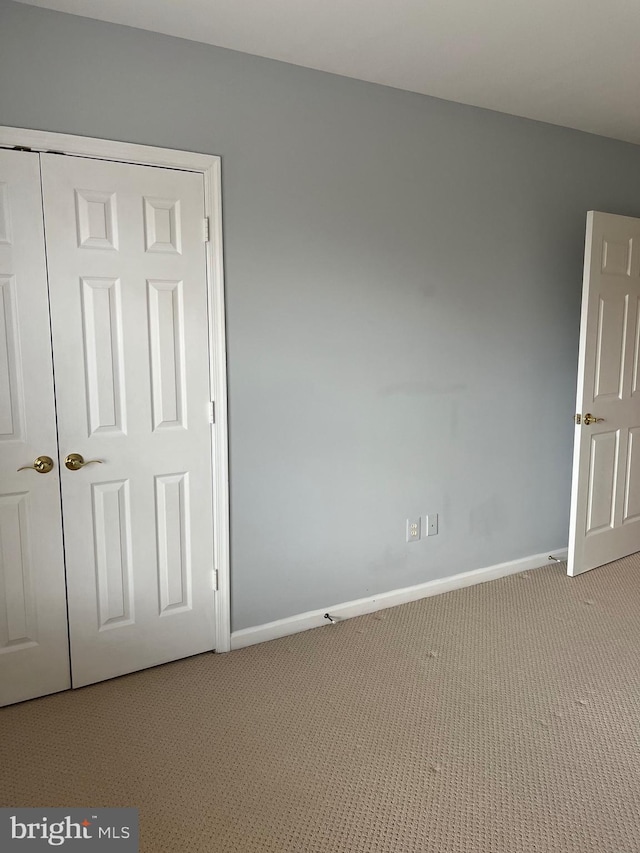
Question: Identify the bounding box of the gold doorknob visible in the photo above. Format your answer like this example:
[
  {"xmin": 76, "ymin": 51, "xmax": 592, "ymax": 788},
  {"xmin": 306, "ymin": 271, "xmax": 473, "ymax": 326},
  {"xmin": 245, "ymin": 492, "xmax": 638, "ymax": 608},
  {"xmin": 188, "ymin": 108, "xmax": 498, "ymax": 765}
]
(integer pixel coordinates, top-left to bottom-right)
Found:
[
  {"xmin": 64, "ymin": 453, "xmax": 104, "ymax": 471},
  {"xmin": 583, "ymin": 413, "xmax": 605, "ymax": 426},
  {"xmin": 17, "ymin": 455, "xmax": 55, "ymax": 474}
]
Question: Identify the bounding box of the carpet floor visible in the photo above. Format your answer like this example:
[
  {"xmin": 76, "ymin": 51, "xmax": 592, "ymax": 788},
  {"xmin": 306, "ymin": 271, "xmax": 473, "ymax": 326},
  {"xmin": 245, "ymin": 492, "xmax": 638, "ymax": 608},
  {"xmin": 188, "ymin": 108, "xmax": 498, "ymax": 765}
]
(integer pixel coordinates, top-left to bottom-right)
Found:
[{"xmin": 1, "ymin": 555, "xmax": 640, "ymax": 852}]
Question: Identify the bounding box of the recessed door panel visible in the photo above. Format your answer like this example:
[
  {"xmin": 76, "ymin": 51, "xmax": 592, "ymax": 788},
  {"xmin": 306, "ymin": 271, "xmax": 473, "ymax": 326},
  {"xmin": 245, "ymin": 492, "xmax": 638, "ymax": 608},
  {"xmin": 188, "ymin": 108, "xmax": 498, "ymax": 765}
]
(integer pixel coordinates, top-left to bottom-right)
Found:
[
  {"xmin": 144, "ymin": 197, "xmax": 181, "ymax": 254},
  {"xmin": 147, "ymin": 279, "xmax": 186, "ymax": 431},
  {"xmin": 75, "ymin": 189, "xmax": 118, "ymax": 250},
  {"xmin": 593, "ymin": 294, "xmax": 627, "ymax": 401},
  {"xmin": 585, "ymin": 431, "xmax": 618, "ymax": 534},
  {"xmin": 92, "ymin": 480, "xmax": 134, "ymax": 630},
  {"xmin": 0, "ymin": 275, "xmax": 23, "ymax": 441},
  {"xmin": 601, "ymin": 238, "xmax": 633, "ymax": 276},
  {"xmin": 0, "ymin": 492, "xmax": 36, "ymax": 650},
  {"xmin": 0, "ymin": 183, "xmax": 11, "ymax": 244},
  {"xmin": 81, "ymin": 277, "xmax": 126, "ymax": 436},
  {"xmin": 155, "ymin": 472, "xmax": 191, "ymax": 614}
]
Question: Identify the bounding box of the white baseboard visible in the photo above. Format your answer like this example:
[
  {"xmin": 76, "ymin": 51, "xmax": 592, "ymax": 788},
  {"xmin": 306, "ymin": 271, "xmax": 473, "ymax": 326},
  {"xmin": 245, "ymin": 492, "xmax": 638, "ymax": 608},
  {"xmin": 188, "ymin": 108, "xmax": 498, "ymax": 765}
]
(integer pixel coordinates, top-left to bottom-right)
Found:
[{"xmin": 230, "ymin": 547, "xmax": 568, "ymax": 651}]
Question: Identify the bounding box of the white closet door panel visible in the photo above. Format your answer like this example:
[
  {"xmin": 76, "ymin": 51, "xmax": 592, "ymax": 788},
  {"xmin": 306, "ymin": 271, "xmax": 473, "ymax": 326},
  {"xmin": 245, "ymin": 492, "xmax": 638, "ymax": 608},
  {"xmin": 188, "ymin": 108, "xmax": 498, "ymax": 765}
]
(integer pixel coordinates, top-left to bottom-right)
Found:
[
  {"xmin": 41, "ymin": 154, "xmax": 216, "ymax": 688},
  {"xmin": 0, "ymin": 149, "xmax": 69, "ymax": 706}
]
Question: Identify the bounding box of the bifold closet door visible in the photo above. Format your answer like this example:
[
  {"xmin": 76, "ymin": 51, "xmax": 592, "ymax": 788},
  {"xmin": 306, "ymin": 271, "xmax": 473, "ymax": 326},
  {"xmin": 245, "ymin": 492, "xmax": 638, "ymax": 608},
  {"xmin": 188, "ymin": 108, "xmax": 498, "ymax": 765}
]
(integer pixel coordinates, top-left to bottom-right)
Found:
[
  {"xmin": 0, "ymin": 149, "xmax": 70, "ymax": 706},
  {"xmin": 41, "ymin": 154, "xmax": 217, "ymax": 688}
]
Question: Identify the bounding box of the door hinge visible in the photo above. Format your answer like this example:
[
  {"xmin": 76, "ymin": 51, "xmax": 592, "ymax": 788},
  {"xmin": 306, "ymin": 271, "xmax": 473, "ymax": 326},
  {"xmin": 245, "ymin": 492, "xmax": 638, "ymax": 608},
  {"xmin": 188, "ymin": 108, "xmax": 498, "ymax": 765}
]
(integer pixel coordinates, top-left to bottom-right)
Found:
[
  {"xmin": 574, "ymin": 413, "xmax": 581, "ymax": 425},
  {"xmin": 212, "ymin": 569, "xmax": 219, "ymax": 591},
  {"xmin": 209, "ymin": 401, "xmax": 215, "ymax": 424},
  {"xmin": 203, "ymin": 216, "xmax": 210, "ymax": 242}
]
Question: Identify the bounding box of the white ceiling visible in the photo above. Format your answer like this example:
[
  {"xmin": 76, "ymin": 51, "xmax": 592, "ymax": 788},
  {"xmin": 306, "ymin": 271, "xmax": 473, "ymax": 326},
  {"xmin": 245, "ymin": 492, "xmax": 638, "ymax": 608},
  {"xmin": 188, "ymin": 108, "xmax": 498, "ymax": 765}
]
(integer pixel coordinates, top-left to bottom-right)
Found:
[{"xmin": 16, "ymin": 0, "xmax": 640, "ymax": 144}]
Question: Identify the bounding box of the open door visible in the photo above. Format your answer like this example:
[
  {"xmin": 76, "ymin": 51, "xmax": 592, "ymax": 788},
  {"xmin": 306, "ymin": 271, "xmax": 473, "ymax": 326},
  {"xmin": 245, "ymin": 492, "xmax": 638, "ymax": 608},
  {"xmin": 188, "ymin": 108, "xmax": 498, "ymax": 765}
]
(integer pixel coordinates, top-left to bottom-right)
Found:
[{"xmin": 568, "ymin": 211, "xmax": 640, "ymax": 576}]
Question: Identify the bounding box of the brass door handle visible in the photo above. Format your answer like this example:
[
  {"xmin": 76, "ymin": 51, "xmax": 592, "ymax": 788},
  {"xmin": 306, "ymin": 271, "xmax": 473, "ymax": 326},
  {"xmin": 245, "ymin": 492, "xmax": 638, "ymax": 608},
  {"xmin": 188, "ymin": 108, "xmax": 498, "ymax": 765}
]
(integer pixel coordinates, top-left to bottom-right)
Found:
[
  {"xmin": 583, "ymin": 413, "xmax": 605, "ymax": 426},
  {"xmin": 17, "ymin": 455, "xmax": 54, "ymax": 474},
  {"xmin": 64, "ymin": 453, "xmax": 104, "ymax": 471}
]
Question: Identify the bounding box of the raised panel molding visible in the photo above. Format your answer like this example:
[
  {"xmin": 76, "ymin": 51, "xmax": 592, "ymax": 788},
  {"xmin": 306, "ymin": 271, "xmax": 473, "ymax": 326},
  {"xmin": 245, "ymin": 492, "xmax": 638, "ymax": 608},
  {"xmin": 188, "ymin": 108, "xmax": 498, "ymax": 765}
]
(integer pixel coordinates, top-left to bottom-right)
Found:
[
  {"xmin": 81, "ymin": 277, "xmax": 126, "ymax": 437},
  {"xmin": 147, "ymin": 279, "xmax": 186, "ymax": 431},
  {"xmin": 143, "ymin": 197, "xmax": 181, "ymax": 254},
  {"xmin": 0, "ymin": 183, "xmax": 11, "ymax": 245},
  {"xmin": 601, "ymin": 238, "xmax": 633, "ymax": 277},
  {"xmin": 0, "ymin": 275, "xmax": 24, "ymax": 441},
  {"xmin": 594, "ymin": 294, "xmax": 628, "ymax": 400},
  {"xmin": 585, "ymin": 430, "xmax": 619, "ymax": 535},
  {"xmin": 92, "ymin": 480, "xmax": 134, "ymax": 630},
  {"xmin": 155, "ymin": 473, "xmax": 192, "ymax": 615},
  {"xmin": 0, "ymin": 492, "xmax": 37, "ymax": 652},
  {"xmin": 75, "ymin": 189, "xmax": 118, "ymax": 250}
]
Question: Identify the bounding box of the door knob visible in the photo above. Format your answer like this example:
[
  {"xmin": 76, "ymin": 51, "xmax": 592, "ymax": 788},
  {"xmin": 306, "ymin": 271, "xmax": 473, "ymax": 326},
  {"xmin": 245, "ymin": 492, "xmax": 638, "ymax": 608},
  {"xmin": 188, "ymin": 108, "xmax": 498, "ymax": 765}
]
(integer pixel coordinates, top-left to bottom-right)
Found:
[
  {"xmin": 64, "ymin": 453, "xmax": 104, "ymax": 471},
  {"xmin": 17, "ymin": 455, "xmax": 55, "ymax": 474},
  {"xmin": 583, "ymin": 413, "xmax": 605, "ymax": 426}
]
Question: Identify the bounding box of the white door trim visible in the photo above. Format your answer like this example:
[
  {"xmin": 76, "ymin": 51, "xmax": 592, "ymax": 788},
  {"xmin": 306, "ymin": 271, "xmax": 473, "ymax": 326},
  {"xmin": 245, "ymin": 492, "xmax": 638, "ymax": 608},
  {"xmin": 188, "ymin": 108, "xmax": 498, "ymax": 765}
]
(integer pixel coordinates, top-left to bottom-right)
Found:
[{"xmin": 0, "ymin": 126, "xmax": 231, "ymax": 653}]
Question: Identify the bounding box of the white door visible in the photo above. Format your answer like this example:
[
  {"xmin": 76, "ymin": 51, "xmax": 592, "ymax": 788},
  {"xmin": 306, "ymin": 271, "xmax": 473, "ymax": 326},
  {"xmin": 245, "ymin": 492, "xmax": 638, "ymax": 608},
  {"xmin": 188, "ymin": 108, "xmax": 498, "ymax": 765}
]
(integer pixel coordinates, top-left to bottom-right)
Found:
[
  {"xmin": 568, "ymin": 211, "xmax": 640, "ymax": 575},
  {"xmin": 41, "ymin": 154, "xmax": 216, "ymax": 687},
  {"xmin": 0, "ymin": 149, "xmax": 70, "ymax": 705}
]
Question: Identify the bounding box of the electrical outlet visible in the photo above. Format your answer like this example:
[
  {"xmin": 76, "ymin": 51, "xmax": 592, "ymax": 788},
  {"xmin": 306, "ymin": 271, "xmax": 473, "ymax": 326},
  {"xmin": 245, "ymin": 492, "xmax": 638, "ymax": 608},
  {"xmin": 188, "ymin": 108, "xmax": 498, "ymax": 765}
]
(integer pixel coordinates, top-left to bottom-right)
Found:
[
  {"xmin": 406, "ymin": 517, "xmax": 421, "ymax": 543},
  {"xmin": 425, "ymin": 513, "xmax": 439, "ymax": 536}
]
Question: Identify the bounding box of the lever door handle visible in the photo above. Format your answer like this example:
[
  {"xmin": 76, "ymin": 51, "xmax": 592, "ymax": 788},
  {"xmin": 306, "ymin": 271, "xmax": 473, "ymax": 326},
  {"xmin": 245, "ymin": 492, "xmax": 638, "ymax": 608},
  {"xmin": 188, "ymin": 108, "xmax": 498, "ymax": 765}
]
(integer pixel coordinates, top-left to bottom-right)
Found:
[
  {"xmin": 64, "ymin": 453, "xmax": 104, "ymax": 471},
  {"xmin": 17, "ymin": 455, "xmax": 54, "ymax": 474},
  {"xmin": 583, "ymin": 413, "xmax": 605, "ymax": 426}
]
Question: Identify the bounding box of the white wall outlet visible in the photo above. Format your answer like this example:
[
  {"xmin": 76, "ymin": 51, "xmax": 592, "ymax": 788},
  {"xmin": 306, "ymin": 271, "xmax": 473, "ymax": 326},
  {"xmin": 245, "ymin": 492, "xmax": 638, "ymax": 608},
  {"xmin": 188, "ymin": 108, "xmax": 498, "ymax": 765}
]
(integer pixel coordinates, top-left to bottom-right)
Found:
[
  {"xmin": 425, "ymin": 513, "xmax": 438, "ymax": 536},
  {"xmin": 406, "ymin": 517, "xmax": 421, "ymax": 543}
]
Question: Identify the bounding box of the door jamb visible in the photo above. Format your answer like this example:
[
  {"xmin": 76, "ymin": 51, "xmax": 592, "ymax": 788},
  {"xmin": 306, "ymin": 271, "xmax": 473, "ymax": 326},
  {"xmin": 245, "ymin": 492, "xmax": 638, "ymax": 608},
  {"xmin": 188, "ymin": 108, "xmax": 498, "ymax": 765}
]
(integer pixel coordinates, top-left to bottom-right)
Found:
[{"xmin": 0, "ymin": 126, "xmax": 231, "ymax": 652}]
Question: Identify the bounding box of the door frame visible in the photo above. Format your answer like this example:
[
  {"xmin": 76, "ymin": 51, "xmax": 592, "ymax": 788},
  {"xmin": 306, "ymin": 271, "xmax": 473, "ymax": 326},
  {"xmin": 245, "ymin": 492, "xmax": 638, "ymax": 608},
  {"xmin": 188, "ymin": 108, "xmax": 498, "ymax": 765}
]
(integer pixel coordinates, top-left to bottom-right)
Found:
[{"xmin": 0, "ymin": 126, "xmax": 231, "ymax": 653}]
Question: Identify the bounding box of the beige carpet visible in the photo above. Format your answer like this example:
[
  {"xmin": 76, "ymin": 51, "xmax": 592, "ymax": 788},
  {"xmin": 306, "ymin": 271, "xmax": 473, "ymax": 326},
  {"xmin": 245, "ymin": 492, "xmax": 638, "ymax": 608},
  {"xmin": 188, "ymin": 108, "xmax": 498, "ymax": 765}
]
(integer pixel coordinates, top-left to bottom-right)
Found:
[{"xmin": 2, "ymin": 556, "xmax": 640, "ymax": 852}]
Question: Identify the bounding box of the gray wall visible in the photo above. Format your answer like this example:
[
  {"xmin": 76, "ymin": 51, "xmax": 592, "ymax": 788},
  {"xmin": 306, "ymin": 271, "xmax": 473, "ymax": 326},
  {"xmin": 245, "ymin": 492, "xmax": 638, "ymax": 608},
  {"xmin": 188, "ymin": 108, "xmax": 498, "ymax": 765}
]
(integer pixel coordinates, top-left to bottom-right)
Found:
[{"xmin": 2, "ymin": 0, "xmax": 640, "ymax": 631}]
